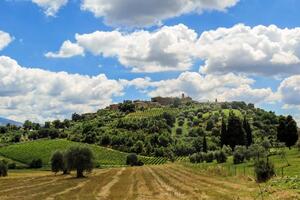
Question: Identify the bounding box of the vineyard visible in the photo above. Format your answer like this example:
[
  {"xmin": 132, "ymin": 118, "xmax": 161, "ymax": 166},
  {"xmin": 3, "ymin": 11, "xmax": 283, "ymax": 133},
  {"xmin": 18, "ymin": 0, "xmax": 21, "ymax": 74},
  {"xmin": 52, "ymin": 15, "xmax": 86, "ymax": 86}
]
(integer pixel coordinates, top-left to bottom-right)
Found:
[
  {"xmin": 0, "ymin": 139, "xmax": 167, "ymax": 167},
  {"xmin": 126, "ymin": 108, "xmax": 178, "ymax": 119}
]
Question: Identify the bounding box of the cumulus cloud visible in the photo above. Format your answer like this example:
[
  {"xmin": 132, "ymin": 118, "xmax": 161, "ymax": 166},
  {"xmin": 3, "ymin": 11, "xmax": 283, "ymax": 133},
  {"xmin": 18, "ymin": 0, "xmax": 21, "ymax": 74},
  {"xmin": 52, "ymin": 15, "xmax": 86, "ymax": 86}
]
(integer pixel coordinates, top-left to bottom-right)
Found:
[
  {"xmin": 124, "ymin": 72, "xmax": 276, "ymax": 103},
  {"xmin": 278, "ymin": 75, "xmax": 300, "ymax": 106},
  {"xmin": 46, "ymin": 24, "xmax": 199, "ymax": 72},
  {"xmin": 0, "ymin": 56, "xmax": 124, "ymax": 122},
  {"xmin": 81, "ymin": 0, "xmax": 239, "ymax": 27},
  {"xmin": 45, "ymin": 40, "xmax": 84, "ymax": 58},
  {"xmin": 32, "ymin": 0, "xmax": 68, "ymax": 16},
  {"xmin": 198, "ymin": 24, "xmax": 300, "ymax": 76},
  {"xmin": 0, "ymin": 30, "xmax": 13, "ymax": 50}
]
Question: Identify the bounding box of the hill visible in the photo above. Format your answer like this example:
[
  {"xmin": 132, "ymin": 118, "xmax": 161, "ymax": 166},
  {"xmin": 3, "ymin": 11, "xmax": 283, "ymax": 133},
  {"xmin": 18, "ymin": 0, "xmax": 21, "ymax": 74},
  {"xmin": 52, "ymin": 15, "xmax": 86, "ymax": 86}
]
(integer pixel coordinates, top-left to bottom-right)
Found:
[
  {"xmin": 0, "ymin": 98, "xmax": 298, "ymax": 164},
  {"xmin": 0, "ymin": 117, "xmax": 22, "ymax": 126},
  {"xmin": 0, "ymin": 139, "xmax": 167, "ymax": 167}
]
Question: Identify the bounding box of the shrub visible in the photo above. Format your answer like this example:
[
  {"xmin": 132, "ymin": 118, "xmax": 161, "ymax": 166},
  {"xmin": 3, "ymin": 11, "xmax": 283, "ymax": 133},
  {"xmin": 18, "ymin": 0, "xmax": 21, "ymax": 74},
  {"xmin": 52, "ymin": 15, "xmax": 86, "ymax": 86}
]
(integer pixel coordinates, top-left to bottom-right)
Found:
[
  {"xmin": 178, "ymin": 120, "xmax": 185, "ymax": 126},
  {"xmin": 204, "ymin": 152, "xmax": 214, "ymax": 163},
  {"xmin": 65, "ymin": 147, "xmax": 94, "ymax": 178},
  {"xmin": 215, "ymin": 151, "xmax": 227, "ymax": 163},
  {"xmin": 233, "ymin": 151, "xmax": 244, "ymax": 164},
  {"xmin": 189, "ymin": 153, "xmax": 204, "ymax": 163},
  {"xmin": 8, "ymin": 162, "xmax": 16, "ymax": 169},
  {"xmin": 176, "ymin": 128, "xmax": 183, "ymax": 135},
  {"xmin": 254, "ymin": 160, "xmax": 275, "ymax": 182},
  {"xmin": 126, "ymin": 153, "xmax": 144, "ymax": 166},
  {"xmin": 30, "ymin": 159, "xmax": 43, "ymax": 168},
  {"xmin": 0, "ymin": 160, "xmax": 8, "ymax": 177},
  {"xmin": 222, "ymin": 145, "xmax": 232, "ymax": 156}
]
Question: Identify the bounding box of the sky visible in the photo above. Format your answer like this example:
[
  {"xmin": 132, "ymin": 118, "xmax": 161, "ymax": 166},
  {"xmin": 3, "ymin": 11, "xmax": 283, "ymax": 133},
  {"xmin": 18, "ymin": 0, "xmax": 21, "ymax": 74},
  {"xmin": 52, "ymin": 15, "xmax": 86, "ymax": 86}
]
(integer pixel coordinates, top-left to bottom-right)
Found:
[{"xmin": 0, "ymin": 0, "xmax": 300, "ymax": 123}]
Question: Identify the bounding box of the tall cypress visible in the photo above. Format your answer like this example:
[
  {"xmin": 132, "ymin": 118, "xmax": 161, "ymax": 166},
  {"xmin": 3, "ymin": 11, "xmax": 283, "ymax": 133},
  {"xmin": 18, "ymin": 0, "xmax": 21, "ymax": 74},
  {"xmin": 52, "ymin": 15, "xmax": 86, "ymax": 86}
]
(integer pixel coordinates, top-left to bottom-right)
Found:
[
  {"xmin": 285, "ymin": 116, "xmax": 298, "ymax": 149},
  {"xmin": 243, "ymin": 116, "xmax": 253, "ymax": 147},
  {"xmin": 203, "ymin": 135, "xmax": 207, "ymax": 153},
  {"xmin": 226, "ymin": 112, "xmax": 246, "ymax": 149},
  {"xmin": 220, "ymin": 119, "xmax": 227, "ymax": 147}
]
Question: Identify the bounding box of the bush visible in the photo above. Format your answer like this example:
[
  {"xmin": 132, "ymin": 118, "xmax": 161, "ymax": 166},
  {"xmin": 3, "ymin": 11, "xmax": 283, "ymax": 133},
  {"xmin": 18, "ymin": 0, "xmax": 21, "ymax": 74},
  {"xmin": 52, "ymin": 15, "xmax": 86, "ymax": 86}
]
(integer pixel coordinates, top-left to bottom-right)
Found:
[
  {"xmin": 0, "ymin": 160, "xmax": 8, "ymax": 177},
  {"xmin": 189, "ymin": 153, "xmax": 204, "ymax": 163},
  {"xmin": 176, "ymin": 128, "xmax": 183, "ymax": 135},
  {"xmin": 126, "ymin": 153, "xmax": 144, "ymax": 166},
  {"xmin": 30, "ymin": 159, "xmax": 43, "ymax": 168},
  {"xmin": 178, "ymin": 120, "xmax": 185, "ymax": 126},
  {"xmin": 215, "ymin": 151, "xmax": 227, "ymax": 163},
  {"xmin": 233, "ymin": 151, "xmax": 244, "ymax": 164},
  {"xmin": 254, "ymin": 160, "xmax": 275, "ymax": 182},
  {"xmin": 204, "ymin": 152, "xmax": 214, "ymax": 163},
  {"xmin": 8, "ymin": 162, "xmax": 16, "ymax": 169}
]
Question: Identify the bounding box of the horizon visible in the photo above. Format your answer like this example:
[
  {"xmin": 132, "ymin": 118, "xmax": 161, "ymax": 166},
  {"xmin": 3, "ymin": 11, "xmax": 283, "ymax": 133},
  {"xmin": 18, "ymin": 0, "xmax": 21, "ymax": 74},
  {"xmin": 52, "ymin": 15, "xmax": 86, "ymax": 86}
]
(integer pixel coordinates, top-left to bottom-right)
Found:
[{"xmin": 1, "ymin": 0, "xmax": 300, "ymax": 124}]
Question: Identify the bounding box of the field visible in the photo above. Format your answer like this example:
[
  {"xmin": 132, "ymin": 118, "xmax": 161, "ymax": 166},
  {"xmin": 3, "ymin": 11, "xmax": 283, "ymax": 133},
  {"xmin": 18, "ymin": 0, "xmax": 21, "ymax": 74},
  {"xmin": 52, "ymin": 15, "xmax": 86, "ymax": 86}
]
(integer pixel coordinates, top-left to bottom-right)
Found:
[
  {"xmin": 1, "ymin": 164, "xmax": 299, "ymax": 200},
  {"xmin": 0, "ymin": 139, "xmax": 167, "ymax": 167}
]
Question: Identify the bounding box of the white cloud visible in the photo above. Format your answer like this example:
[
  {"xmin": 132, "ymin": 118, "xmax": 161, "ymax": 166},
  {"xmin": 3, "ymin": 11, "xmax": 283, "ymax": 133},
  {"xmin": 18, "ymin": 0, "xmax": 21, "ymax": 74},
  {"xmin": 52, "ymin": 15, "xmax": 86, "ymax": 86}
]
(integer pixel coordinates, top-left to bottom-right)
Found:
[
  {"xmin": 32, "ymin": 0, "xmax": 68, "ymax": 16},
  {"xmin": 45, "ymin": 40, "xmax": 85, "ymax": 58},
  {"xmin": 198, "ymin": 24, "xmax": 300, "ymax": 76},
  {"xmin": 81, "ymin": 0, "xmax": 239, "ymax": 27},
  {"xmin": 124, "ymin": 72, "xmax": 275, "ymax": 103},
  {"xmin": 0, "ymin": 30, "xmax": 13, "ymax": 50},
  {"xmin": 47, "ymin": 24, "xmax": 199, "ymax": 72},
  {"xmin": 278, "ymin": 75, "xmax": 300, "ymax": 106},
  {"xmin": 0, "ymin": 56, "xmax": 124, "ymax": 122}
]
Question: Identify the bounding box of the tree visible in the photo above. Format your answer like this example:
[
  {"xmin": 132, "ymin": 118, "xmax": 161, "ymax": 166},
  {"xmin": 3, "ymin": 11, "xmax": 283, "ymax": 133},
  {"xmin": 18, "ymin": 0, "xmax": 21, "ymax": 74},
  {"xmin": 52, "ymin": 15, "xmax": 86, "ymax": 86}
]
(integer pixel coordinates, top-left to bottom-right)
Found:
[
  {"xmin": 285, "ymin": 116, "xmax": 298, "ymax": 148},
  {"xmin": 132, "ymin": 140, "xmax": 144, "ymax": 154},
  {"xmin": 220, "ymin": 120, "xmax": 227, "ymax": 147},
  {"xmin": 277, "ymin": 115, "xmax": 299, "ymax": 148},
  {"xmin": 51, "ymin": 151, "xmax": 65, "ymax": 174},
  {"xmin": 23, "ymin": 120, "xmax": 33, "ymax": 130},
  {"xmin": 65, "ymin": 147, "xmax": 94, "ymax": 178},
  {"xmin": 29, "ymin": 159, "xmax": 43, "ymax": 168},
  {"xmin": 203, "ymin": 135, "xmax": 207, "ymax": 153},
  {"xmin": 176, "ymin": 127, "xmax": 183, "ymax": 135},
  {"xmin": 126, "ymin": 153, "xmax": 144, "ymax": 166},
  {"xmin": 0, "ymin": 160, "xmax": 8, "ymax": 177},
  {"xmin": 119, "ymin": 100, "xmax": 135, "ymax": 113},
  {"xmin": 243, "ymin": 117, "xmax": 253, "ymax": 147},
  {"xmin": 226, "ymin": 112, "xmax": 246, "ymax": 149}
]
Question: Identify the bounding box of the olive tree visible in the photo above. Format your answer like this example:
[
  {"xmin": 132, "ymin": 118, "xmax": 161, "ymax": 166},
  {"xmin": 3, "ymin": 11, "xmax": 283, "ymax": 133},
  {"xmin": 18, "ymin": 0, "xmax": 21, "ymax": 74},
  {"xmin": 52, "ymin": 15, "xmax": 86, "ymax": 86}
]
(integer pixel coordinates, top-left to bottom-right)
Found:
[{"xmin": 65, "ymin": 147, "xmax": 94, "ymax": 178}]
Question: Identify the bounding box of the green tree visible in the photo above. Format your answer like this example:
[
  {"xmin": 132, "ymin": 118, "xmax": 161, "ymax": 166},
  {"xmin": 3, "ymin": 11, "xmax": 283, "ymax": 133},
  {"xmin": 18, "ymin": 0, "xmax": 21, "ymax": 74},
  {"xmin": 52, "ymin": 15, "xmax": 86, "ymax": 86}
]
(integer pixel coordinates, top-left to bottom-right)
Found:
[
  {"xmin": 220, "ymin": 120, "xmax": 227, "ymax": 147},
  {"xmin": 51, "ymin": 151, "xmax": 65, "ymax": 174},
  {"xmin": 226, "ymin": 112, "xmax": 246, "ymax": 149},
  {"xmin": 285, "ymin": 116, "xmax": 299, "ymax": 148},
  {"xmin": 0, "ymin": 160, "xmax": 8, "ymax": 177},
  {"xmin": 243, "ymin": 117, "xmax": 253, "ymax": 147},
  {"xmin": 133, "ymin": 140, "xmax": 144, "ymax": 154},
  {"xmin": 203, "ymin": 135, "xmax": 207, "ymax": 153},
  {"xmin": 65, "ymin": 147, "xmax": 94, "ymax": 178}
]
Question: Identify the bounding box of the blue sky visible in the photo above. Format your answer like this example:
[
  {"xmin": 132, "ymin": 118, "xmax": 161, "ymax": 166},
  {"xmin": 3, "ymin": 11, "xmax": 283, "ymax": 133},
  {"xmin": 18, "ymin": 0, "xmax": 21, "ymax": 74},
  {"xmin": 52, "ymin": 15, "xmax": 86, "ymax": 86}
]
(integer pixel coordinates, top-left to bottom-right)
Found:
[{"xmin": 0, "ymin": 0, "xmax": 300, "ymax": 122}]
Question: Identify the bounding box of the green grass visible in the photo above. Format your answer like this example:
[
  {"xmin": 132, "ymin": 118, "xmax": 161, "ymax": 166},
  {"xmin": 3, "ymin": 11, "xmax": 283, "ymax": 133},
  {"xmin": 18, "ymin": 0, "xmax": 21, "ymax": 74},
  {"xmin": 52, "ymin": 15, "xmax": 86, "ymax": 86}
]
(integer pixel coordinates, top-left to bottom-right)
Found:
[
  {"xmin": 185, "ymin": 148, "xmax": 300, "ymax": 178},
  {"xmin": 126, "ymin": 108, "xmax": 178, "ymax": 119},
  {"xmin": 0, "ymin": 139, "xmax": 167, "ymax": 168}
]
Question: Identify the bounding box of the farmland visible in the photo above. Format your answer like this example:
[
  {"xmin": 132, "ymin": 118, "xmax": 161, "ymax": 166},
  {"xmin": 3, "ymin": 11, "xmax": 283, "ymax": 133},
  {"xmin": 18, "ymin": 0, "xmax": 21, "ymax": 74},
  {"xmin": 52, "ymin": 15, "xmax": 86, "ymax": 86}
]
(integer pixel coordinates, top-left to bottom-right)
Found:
[
  {"xmin": 0, "ymin": 139, "xmax": 166, "ymax": 167},
  {"xmin": 1, "ymin": 163, "xmax": 298, "ymax": 200}
]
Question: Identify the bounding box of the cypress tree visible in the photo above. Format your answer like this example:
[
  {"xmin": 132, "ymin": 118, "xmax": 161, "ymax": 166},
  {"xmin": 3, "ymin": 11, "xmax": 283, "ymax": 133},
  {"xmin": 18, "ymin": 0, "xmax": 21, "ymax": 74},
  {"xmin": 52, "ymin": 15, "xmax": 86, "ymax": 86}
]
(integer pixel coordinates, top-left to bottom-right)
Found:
[
  {"xmin": 243, "ymin": 116, "xmax": 253, "ymax": 147},
  {"xmin": 220, "ymin": 119, "xmax": 227, "ymax": 147},
  {"xmin": 203, "ymin": 135, "xmax": 207, "ymax": 153},
  {"xmin": 226, "ymin": 112, "xmax": 246, "ymax": 149},
  {"xmin": 285, "ymin": 116, "xmax": 298, "ymax": 149}
]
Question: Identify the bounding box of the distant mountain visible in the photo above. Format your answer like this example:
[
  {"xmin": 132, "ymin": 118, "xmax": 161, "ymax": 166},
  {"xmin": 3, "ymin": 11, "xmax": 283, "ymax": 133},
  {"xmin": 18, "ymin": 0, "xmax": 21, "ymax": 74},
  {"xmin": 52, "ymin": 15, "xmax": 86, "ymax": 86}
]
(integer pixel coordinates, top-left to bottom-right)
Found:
[{"xmin": 0, "ymin": 117, "xmax": 22, "ymax": 126}]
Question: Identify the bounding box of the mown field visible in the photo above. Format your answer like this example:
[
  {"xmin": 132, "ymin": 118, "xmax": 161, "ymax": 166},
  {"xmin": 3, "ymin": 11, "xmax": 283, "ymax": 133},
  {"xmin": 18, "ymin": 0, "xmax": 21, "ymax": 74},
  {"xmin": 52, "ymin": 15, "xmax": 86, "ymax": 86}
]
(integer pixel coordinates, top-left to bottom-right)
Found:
[
  {"xmin": 0, "ymin": 164, "xmax": 298, "ymax": 200},
  {"xmin": 0, "ymin": 139, "xmax": 167, "ymax": 167}
]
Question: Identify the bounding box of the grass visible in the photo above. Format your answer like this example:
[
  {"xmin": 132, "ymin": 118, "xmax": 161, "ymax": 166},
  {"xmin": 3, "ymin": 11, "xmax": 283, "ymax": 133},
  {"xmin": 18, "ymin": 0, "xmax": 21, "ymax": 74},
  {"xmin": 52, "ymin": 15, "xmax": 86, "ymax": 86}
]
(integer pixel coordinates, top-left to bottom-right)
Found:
[
  {"xmin": 0, "ymin": 139, "xmax": 167, "ymax": 167},
  {"xmin": 184, "ymin": 148, "xmax": 300, "ymax": 178}
]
